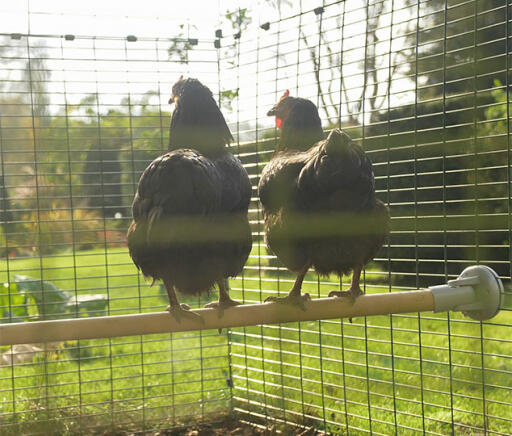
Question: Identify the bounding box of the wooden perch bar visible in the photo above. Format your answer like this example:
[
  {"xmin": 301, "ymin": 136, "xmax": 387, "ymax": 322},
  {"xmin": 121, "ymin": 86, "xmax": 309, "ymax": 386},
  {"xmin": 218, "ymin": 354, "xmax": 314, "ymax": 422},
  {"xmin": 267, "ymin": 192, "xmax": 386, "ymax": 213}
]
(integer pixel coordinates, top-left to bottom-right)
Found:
[
  {"xmin": 0, "ymin": 265, "xmax": 503, "ymax": 346},
  {"xmin": 0, "ymin": 290, "xmax": 434, "ymax": 346}
]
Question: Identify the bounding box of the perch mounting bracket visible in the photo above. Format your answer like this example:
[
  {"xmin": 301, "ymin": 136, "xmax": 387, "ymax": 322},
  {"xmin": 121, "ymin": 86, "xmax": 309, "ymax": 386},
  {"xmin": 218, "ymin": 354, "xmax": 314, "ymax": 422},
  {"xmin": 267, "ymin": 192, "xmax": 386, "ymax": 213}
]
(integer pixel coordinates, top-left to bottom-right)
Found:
[{"xmin": 430, "ymin": 265, "xmax": 503, "ymax": 321}]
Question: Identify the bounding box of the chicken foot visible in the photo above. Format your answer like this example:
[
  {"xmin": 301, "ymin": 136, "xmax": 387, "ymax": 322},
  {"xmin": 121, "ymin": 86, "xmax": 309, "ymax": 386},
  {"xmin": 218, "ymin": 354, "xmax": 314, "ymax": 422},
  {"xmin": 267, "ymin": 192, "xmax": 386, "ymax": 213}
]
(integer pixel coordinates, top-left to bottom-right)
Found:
[
  {"xmin": 164, "ymin": 279, "xmax": 204, "ymax": 325},
  {"xmin": 204, "ymin": 279, "xmax": 241, "ymax": 333},
  {"xmin": 265, "ymin": 263, "xmax": 311, "ymax": 311},
  {"xmin": 328, "ymin": 265, "xmax": 364, "ymax": 300},
  {"xmin": 204, "ymin": 279, "xmax": 241, "ymax": 316},
  {"xmin": 328, "ymin": 266, "xmax": 363, "ymax": 323}
]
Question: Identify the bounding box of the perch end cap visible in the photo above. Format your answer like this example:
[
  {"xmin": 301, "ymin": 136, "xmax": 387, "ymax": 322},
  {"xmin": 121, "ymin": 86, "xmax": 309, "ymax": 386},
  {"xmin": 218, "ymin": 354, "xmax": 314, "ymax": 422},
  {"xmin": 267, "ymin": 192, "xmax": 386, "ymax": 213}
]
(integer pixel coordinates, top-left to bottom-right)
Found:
[{"xmin": 431, "ymin": 265, "xmax": 503, "ymax": 321}]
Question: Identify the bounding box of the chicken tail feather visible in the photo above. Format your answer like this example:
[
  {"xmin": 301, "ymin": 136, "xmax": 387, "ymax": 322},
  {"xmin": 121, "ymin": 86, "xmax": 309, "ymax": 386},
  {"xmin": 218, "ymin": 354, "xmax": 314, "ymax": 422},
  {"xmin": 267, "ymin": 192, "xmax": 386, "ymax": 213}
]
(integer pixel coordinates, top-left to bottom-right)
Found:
[
  {"xmin": 323, "ymin": 128, "xmax": 353, "ymax": 156},
  {"xmin": 146, "ymin": 206, "xmax": 163, "ymax": 245}
]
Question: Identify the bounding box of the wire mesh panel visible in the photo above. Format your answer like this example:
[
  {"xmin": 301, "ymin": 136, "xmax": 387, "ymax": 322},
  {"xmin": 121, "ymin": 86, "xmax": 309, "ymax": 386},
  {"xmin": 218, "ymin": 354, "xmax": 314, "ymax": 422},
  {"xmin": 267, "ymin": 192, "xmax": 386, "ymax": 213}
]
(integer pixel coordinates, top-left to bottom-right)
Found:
[
  {"xmin": 0, "ymin": 0, "xmax": 511, "ymax": 435},
  {"xmin": 0, "ymin": 32, "xmax": 232, "ymax": 434},
  {"xmin": 222, "ymin": 1, "xmax": 512, "ymax": 435}
]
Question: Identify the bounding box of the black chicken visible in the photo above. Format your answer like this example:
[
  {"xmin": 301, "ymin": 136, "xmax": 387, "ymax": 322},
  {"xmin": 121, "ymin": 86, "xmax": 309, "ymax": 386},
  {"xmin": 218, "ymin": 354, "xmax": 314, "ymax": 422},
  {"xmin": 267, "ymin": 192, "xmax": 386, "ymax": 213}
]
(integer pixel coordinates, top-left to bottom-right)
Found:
[
  {"xmin": 259, "ymin": 91, "xmax": 390, "ymax": 308},
  {"xmin": 127, "ymin": 77, "xmax": 252, "ymax": 322}
]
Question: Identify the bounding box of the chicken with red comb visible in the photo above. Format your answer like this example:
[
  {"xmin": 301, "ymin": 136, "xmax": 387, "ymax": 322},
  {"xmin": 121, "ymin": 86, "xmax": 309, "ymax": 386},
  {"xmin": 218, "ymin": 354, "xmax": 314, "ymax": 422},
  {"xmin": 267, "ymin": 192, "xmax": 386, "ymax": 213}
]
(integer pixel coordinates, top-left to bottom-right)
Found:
[{"xmin": 259, "ymin": 92, "xmax": 390, "ymax": 310}]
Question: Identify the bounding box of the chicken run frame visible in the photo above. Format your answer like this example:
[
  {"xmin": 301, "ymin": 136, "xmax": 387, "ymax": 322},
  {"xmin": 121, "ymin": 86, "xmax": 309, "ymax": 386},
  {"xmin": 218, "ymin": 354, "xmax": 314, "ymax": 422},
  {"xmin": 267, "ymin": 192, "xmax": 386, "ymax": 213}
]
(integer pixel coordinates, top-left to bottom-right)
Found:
[{"xmin": 1, "ymin": 0, "xmax": 512, "ymax": 434}]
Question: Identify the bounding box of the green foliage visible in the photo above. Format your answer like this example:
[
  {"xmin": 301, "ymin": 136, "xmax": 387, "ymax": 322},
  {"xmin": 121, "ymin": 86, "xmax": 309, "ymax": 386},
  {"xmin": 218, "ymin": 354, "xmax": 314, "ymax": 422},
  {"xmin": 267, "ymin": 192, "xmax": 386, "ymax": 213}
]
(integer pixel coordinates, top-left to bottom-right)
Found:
[
  {"xmin": 1, "ymin": 90, "xmax": 169, "ymax": 255},
  {"xmin": 0, "ymin": 281, "xmax": 31, "ymax": 322},
  {"xmin": 220, "ymin": 88, "xmax": 239, "ymax": 111},
  {"xmin": 477, "ymin": 78, "xmax": 509, "ymax": 197},
  {"xmin": 11, "ymin": 196, "xmax": 105, "ymax": 256},
  {"xmin": 362, "ymin": 1, "xmax": 511, "ymax": 286},
  {"xmin": 481, "ymin": 79, "xmax": 510, "ymax": 135},
  {"xmin": 405, "ymin": 0, "xmax": 508, "ymax": 98},
  {"xmin": 224, "ymin": 8, "xmax": 252, "ymax": 31},
  {"xmin": 167, "ymin": 24, "xmax": 198, "ymax": 63}
]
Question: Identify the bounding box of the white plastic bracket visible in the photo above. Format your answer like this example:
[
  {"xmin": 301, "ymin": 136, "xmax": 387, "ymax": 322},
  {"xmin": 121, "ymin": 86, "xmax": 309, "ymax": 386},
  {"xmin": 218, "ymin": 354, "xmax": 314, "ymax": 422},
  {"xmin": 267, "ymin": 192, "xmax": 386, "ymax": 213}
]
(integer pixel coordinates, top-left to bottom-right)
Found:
[{"xmin": 430, "ymin": 265, "xmax": 503, "ymax": 320}]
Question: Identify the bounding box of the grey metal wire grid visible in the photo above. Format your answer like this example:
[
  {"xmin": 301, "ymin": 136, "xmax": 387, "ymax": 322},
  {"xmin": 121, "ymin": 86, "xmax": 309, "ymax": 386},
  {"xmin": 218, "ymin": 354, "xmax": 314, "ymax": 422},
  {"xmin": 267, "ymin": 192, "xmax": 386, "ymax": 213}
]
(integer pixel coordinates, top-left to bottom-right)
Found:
[{"xmin": 0, "ymin": 0, "xmax": 511, "ymax": 435}]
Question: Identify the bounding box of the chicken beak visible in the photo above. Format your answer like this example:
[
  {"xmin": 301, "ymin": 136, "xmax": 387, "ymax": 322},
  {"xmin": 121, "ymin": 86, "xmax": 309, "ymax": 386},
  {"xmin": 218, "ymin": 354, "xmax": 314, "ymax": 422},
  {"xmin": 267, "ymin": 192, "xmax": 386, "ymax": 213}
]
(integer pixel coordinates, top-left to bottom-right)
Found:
[{"xmin": 168, "ymin": 95, "xmax": 178, "ymax": 105}]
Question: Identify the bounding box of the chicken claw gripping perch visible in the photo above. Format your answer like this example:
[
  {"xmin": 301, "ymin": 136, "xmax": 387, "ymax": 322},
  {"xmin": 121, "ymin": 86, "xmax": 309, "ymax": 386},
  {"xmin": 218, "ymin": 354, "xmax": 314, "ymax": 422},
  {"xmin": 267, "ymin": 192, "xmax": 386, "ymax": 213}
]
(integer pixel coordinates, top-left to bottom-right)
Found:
[
  {"xmin": 264, "ymin": 263, "xmax": 311, "ymax": 311},
  {"xmin": 204, "ymin": 280, "xmax": 241, "ymax": 315},
  {"xmin": 259, "ymin": 91, "xmax": 390, "ymax": 311},
  {"xmin": 204, "ymin": 280, "xmax": 241, "ymax": 333},
  {"xmin": 166, "ymin": 303, "xmax": 204, "ymax": 325},
  {"xmin": 127, "ymin": 77, "xmax": 252, "ymax": 323}
]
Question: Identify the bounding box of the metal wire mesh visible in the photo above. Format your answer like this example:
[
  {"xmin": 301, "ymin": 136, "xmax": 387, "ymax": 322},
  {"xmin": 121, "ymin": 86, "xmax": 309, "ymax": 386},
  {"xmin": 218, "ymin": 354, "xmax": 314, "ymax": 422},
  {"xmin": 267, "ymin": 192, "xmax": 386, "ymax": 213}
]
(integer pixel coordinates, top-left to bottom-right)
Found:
[
  {"xmin": 1, "ymin": 0, "xmax": 511, "ymax": 434},
  {"xmin": 0, "ymin": 30, "xmax": 232, "ymax": 434}
]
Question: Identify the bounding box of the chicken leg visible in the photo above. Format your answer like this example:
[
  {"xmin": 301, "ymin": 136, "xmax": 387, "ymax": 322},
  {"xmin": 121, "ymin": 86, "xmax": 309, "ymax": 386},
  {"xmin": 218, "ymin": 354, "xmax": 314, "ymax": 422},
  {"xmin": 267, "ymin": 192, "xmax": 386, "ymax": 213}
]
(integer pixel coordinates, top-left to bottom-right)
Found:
[
  {"xmin": 164, "ymin": 278, "xmax": 204, "ymax": 324},
  {"xmin": 328, "ymin": 265, "xmax": 364, "ymax": 323},
  {"xmin": 328, "ymin": 265, "xmax": 364, "ymax": 300},
  {"xmin": 204, "ymin": 279, "xmax": 240, "ymax": 316},
  {"xmin": 204, "ymin": 279, "xmax": 240, "ymax": 333},
  {"xmin": 264, "ymin": 263, "xmax": 311, "ymax": 311}
]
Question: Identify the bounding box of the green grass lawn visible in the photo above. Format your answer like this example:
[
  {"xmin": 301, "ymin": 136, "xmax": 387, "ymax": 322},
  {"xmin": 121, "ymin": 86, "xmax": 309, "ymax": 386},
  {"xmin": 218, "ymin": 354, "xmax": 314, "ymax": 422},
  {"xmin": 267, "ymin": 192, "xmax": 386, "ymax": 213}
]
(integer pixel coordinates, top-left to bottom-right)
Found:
[{"xmin": 1, "ymin": 246, "xmax": 511, "ymax": 435}]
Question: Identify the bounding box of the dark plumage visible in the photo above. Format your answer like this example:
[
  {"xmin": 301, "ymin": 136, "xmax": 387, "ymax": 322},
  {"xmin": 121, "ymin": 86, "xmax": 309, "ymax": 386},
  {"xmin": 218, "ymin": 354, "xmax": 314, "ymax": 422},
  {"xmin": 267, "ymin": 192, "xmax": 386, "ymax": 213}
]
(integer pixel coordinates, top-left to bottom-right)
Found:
[
  {"xmin": 127, "ymin": 77, "xmax": 252, "ymax": 321},
  {"xmin": 259, "ymin": 92, "xmax": 390, "ymax": 307}
]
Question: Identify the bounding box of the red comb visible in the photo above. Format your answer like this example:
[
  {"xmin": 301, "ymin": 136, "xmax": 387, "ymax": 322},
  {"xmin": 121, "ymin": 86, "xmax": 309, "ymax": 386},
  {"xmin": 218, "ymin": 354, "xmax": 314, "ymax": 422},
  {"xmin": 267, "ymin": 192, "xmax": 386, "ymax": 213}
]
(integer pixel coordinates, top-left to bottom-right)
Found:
[
  {"xmin": 282, "ymin": 89, "xmax": 290, "ymax": 98},
  {"xmin": 179, "ymin": 75, "xmax": 184, "ymax": 81}
]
